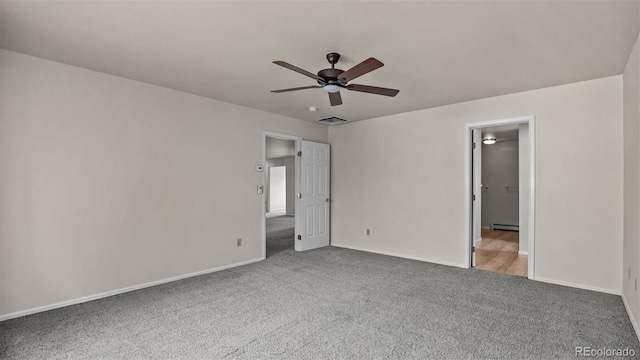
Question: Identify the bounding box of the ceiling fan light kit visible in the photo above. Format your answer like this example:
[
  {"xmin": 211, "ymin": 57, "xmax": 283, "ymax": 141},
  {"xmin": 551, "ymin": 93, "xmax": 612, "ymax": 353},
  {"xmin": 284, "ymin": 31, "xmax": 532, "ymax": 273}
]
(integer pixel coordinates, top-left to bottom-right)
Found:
[
  {"xmin": 323, "ymin": 84, "xmax": 341, "ymax": 93},
  {"xmin": 271, "ymin": 52, "xmax": 399, "ymax": 107}
]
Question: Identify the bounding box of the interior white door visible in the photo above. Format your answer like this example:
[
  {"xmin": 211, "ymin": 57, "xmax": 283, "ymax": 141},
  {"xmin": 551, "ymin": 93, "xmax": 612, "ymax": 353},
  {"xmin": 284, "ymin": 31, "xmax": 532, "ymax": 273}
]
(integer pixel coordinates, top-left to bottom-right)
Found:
[
  {"xmin": 296, "ymin": 141, "xmax": 330, "ymax": 251},
  {"xmin": 472, "ymin": 129, "xmax": 482, "ymax": 267}
]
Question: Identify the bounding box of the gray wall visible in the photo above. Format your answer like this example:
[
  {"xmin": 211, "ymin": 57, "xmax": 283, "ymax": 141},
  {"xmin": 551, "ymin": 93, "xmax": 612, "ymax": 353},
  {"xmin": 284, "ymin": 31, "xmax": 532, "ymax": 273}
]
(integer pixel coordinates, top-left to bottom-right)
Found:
[
  {"xmin": 481, "ymin": 134, "xmax": 519, "ymax": 228},
  {"xmin": 329, "ymin": 75, "xmax": 623, "ymax": 293},
  {"xmin": 0, "ymin": 49, "xmax": 328, "ymax": 318},
  {"xmin": 266, "ymin": 137, "xmax": 296, "ymax": 158},
  {"xmin": 623, "ymin": 33, "xmax": 640, "ymax": 327}
]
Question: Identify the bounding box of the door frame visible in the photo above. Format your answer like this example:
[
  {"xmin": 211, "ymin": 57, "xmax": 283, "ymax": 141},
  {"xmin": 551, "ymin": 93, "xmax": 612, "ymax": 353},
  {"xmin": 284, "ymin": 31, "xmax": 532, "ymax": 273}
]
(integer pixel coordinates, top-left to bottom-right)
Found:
[
  {"xmin": 262, "ymin": 131, "xmax": 301, "ymax": 260},
  {"xmin": 464, "ymin": 115, "xmax": 536, "ymax": 279}
]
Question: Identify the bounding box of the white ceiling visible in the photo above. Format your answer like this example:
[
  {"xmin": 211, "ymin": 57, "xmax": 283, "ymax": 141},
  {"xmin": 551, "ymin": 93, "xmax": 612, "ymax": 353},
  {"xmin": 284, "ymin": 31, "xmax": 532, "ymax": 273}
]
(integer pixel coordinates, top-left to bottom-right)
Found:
[{"xmin": 0, "ymin": 1, "xmax": 638, "ymax": 123}]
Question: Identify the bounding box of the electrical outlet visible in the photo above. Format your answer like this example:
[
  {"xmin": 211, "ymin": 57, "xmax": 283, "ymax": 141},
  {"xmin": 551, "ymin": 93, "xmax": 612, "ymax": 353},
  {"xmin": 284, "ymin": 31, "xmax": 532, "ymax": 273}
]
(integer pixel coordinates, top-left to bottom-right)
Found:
[
  {"xmin": 237, "ymin": 238, "xmax": 242, "ymax": 247},
  {"xmin": 366, "ymin": 229, "xmax": 370, "ymax": 236}
]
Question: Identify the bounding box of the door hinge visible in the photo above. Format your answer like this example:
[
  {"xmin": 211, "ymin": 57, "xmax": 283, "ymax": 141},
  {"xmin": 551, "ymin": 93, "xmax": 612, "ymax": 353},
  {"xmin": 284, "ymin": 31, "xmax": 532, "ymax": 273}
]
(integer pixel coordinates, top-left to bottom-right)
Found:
[
  {"xmin": 297, "ymin": 235, "xmax": 302, "ymax": 240},
  {"xmin": 472, "ymin": 246, "xmax": 476, "ymax": 253},
  {"xmin": 472, "ymin": 194, "xmax": 476, "ymax": 201},
  {"xmin": 297, "ymin": 151, "xmax": 302, "ymax": 157},
  {"xmin": 472, "ymin": 142, "xmax": 476, "ymax": 149}
]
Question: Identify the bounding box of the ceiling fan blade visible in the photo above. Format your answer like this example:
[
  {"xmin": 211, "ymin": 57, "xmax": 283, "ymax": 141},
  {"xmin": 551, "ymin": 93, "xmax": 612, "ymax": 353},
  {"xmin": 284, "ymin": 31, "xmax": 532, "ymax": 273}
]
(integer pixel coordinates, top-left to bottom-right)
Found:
[
  {"xmin": 273, "ymin": 61, "xmax": 324, "ymax": 82},
  {"xmin": 338, "ymin": 57, "xmax": 384, "ymax": 82},
  {"xmin": 328, "ymin": 91, "xmax": 343, "ymax": 106},
  {"xmin": 271, "ymin": 85, "xmax": 322, "ymax": 93},
  {"xmin": 346, "ymin": 84, "xmax": 399, "ymax": 97}
]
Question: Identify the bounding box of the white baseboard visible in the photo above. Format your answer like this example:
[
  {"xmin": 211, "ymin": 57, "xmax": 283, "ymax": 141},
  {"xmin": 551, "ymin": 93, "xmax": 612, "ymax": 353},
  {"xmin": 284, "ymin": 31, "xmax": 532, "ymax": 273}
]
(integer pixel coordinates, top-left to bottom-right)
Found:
[
  {"xmin": 622, "ymin": 294, "xmax": 640, "ymax": 342},
  {"xmin": 474, "ymin": 237, "xmax": 482, "ymax": 245},
  {"xmin": 518, "ymin": 251, "xmax": 528, "ymax": 255},
  {"xmin": 331, "ymin": 243, "xmax": 465, "ymax": 269},
  {"xmin": 534, "ymin": 276, "xmax": 621, "ymax": 295},
  {"xmin": 0, "ymin": 257, "xmax": 263, "ymax": 322}
]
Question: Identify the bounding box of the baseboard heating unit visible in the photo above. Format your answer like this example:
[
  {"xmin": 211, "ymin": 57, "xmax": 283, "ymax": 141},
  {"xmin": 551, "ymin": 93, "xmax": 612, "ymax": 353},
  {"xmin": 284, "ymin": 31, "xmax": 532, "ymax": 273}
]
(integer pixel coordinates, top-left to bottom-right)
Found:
[{"xmin": 491, "ymin": 224, "xmax": 519, "ymax": 231}]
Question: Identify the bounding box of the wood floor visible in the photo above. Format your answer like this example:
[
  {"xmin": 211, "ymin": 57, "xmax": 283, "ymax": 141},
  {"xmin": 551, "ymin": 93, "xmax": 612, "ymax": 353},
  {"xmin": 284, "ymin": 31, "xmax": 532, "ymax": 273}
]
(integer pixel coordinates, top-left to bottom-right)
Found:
[{"xmin": 475, "ymin": 229, "xmax": 527, "ymax": 277}]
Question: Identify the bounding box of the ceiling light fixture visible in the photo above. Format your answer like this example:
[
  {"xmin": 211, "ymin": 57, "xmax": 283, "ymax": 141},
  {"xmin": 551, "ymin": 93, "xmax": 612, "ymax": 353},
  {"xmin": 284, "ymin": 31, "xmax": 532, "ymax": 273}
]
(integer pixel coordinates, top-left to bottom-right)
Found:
[
  {"xmin": 323, "ymin": 84, "xmax": 341, "ymax": 93},
  {"xmin": 482, "ymin": 137, "xmax": 497, "ymax": 145}
]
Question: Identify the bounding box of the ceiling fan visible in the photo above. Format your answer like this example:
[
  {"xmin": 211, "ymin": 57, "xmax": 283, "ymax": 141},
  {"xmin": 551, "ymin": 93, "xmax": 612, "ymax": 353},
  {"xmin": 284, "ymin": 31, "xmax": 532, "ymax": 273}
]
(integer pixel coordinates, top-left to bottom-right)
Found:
[{"xmin": 271, "ymin": 53, "xmax": 399, "ymax": 106}]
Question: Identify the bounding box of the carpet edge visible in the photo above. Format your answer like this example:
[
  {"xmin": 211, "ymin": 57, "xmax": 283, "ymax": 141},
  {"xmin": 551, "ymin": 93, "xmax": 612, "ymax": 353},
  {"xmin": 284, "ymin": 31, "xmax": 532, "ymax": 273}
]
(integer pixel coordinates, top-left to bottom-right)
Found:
[{"xmin": 623, "ymin": 294, "xmax": 640, "ymax": 342}]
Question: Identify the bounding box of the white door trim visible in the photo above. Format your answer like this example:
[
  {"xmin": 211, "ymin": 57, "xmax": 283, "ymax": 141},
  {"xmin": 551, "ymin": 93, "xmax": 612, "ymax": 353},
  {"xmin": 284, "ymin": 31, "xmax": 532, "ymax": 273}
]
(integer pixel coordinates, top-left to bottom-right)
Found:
[
  {"xmin": 464, "ymin": 115, "xmax": 536, "ymax": 279},
  {"xmin": 262, "ymin": 131, "xmax": 302, "ymax": 260}
]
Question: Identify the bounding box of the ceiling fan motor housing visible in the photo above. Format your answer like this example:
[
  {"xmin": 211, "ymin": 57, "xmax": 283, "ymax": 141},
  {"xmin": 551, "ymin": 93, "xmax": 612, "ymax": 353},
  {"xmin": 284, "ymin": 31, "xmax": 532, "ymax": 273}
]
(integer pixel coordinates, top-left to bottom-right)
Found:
[
  {"xmin": 317, "ymin": 53, "xmax": 346, "ymax": 86},
  {"xmin": 317, "ymin": 68, "xmax": 346, "ymax": 86}
]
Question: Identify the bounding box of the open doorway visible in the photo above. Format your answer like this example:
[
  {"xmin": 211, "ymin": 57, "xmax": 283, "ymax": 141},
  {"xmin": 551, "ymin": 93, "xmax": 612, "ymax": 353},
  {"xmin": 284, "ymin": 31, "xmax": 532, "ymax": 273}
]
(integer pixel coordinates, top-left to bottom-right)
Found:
[
  {"xmin": 264, "ymin": 136, "xmax": 297, "ymax": 257},
  {"xmin": 476, "ymin": 125, "xmax": 525, "ymax": 276},
  {"xmin": 261, "ymin": 132, "xmax": 331, "ymax": 259},
  {"xmin": 466, "ymin": 116, "xmax": 535, "ymax": 279}
]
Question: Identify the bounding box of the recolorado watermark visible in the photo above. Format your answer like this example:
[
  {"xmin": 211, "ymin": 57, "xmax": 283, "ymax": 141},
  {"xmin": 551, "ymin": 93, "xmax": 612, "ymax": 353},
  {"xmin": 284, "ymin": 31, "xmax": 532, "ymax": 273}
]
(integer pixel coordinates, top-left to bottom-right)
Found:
[{"xmin": 575, "ymin": 346, "xmax": 636, "ymax": 357}]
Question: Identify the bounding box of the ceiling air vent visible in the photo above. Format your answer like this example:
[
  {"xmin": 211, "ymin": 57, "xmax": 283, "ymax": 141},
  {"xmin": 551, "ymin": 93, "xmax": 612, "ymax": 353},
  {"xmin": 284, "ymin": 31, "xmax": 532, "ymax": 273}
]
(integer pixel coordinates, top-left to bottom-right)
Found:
[{"xmin": 317, "ymin": 116, "xmax": 347, "ymax": 125}]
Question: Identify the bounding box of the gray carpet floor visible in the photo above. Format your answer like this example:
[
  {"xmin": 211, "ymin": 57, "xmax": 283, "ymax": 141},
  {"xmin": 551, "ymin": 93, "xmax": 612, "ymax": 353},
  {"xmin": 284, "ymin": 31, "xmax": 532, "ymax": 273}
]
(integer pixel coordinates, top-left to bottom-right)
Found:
[
  {"xmin": 0, "ymin": 245, "xmax": 637, "ymax": 359},
  {"xmin": 266, "ymin": 215, "xmax": 294, "ymax": 258}
]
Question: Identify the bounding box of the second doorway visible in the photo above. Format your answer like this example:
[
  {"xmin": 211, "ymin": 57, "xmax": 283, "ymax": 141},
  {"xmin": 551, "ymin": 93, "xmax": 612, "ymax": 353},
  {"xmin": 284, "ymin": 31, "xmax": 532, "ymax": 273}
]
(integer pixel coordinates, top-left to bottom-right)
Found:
[
  {"xmin": 265, "ymin": 136, "xmax": 296, "ymax": 257},
  {"xmin": 472, "ymin": 124, "xmax": 529, "ymax": 277}
]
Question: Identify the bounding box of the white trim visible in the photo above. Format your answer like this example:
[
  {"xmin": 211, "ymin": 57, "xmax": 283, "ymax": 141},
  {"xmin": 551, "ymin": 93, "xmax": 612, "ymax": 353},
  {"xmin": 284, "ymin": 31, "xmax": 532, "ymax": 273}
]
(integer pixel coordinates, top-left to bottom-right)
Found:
[
  {"xmin": 534, "ymin": 276, "xmax": 621, "ymax": 295},
  {"xmin": 518, "ymin": 251, "xmax": 528, "ymax": 255},
  {"xmin": 466, "ymin": 116, "xmax": 535, "ymax": 129},
  {"xmin": 471, "ymin": 128, "xmax": 483, "ymax": 256},
  {"xmin": 622, "ymin": 294, "xmax": 640, "ymax": 342},
  {"xmin": 474, "ymin": 237, "xmax": 482, "ymax": 245},
  {"xmin": 465, "ymin": 129, "xmax": 473, "ymax": 269},
  {"xmin": 464, "ymin": 115, "xmax": 536, "ymax": 281},
  {"xmin": 262, "ymin": 131, "xmax": 302, "ymax": 258},
  {"xmin": 528, "ymin": 118, "xmax": 536, "ymax": 279},
  {"xmin": 331, "ymin": 243, "xmax": 466, "ymax": 269},
  {"xmin": 0, "ymin": 257, "xmax": 263, "ymax": 322}
]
